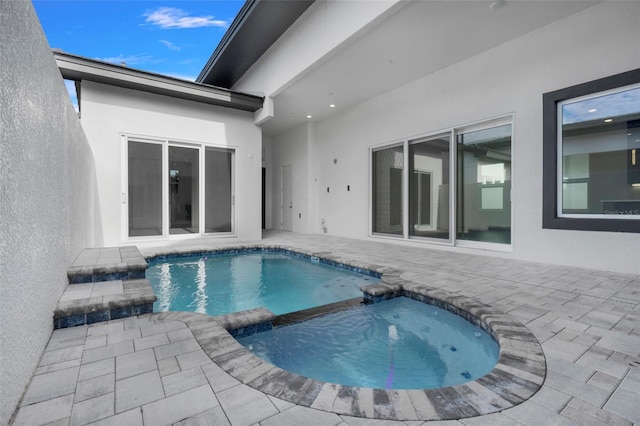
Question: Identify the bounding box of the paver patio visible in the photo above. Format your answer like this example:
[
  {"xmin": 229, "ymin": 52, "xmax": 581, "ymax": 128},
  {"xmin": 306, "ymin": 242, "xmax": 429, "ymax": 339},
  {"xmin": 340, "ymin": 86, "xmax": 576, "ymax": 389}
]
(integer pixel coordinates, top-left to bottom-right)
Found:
[{"xmin": 11, "ymin": 232, "xmax": 640, "ymax": 425}]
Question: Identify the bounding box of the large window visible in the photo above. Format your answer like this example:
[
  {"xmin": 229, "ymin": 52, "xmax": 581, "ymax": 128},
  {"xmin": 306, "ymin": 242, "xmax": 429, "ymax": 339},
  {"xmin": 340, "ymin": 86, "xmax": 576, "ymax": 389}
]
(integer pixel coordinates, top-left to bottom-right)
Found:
[
  {"xmin": 371, "ymin": 119, "xmax": 512, "ymax": 247},
  {"xmin": 543, "ymin": 69, "xmax": 640, "ymax": 232},
  {"xmin": 125, "ymin": 137, "xmax": 235, "ymax": 239}
]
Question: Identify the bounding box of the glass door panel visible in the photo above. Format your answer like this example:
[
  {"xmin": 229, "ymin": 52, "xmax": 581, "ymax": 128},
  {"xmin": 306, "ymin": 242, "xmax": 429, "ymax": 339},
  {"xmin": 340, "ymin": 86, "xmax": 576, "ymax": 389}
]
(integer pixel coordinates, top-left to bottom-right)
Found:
[
  {"xmin": 205, "ymin": 147, "xmax": 233, "ymax": 232},
  {"xmin": 409, "ymin": 135, "xmax": 450, "ymax": 239},
  {"xmin": 372, "ymin": 145, "xmax": 404, "ymax": 235},
  {"xmin": 457, "ymin": 124, "xmax": 512, "ymax": 244},
  {"xmin": 128, "ymin": 141, "xmax": 162, "ymax": 237},
  {"xmin": 169, "ymin": 146, "xmax": 199, "ymax": 234}
]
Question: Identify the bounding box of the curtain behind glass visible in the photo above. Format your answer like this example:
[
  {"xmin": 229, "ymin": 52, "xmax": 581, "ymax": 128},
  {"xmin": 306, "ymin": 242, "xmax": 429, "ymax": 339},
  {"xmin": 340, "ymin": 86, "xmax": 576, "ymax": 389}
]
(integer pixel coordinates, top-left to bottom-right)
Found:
[
  {"xmin": 128, "ymin": 141, "xmax": 162, "ymax": 236},
  {"xmin": 205, "ymin": 148, "xmax": 233, "ymax": 233}
]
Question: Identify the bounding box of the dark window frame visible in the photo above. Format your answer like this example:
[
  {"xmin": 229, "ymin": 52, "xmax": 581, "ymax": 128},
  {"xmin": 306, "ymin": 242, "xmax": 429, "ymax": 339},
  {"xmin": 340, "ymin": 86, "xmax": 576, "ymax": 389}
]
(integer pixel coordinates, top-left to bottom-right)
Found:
[{"xmin": 542, "ymin": 68, "xmax": 640, "ymax": 233}]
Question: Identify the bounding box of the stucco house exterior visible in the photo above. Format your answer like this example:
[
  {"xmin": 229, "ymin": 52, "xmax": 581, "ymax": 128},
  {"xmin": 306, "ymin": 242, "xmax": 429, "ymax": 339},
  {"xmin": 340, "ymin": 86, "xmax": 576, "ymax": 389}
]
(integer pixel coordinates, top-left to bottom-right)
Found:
[{"xmin": 1, "ymin": 0, "xmax": 639, "ymax": 423}]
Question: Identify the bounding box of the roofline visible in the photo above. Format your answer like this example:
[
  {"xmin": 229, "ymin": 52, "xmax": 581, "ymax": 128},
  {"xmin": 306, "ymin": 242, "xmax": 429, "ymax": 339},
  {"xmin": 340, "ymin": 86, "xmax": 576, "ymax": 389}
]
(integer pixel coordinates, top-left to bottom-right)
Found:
[
  {"xmin": 54, "ymin": 51, "xmax": 264, "ymax": 113},
  {"xmin": 197, "ymin": 0, "xmax": 258, "ymax": 85},
  {"xmin": 197, "ymin": 0, "xmax": 315, "ymax": 88}
]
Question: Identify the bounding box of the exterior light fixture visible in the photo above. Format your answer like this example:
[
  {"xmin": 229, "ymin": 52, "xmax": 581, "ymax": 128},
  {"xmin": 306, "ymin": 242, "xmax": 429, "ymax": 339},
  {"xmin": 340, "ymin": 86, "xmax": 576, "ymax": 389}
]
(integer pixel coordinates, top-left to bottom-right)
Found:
[
  {"xmin": 306, "ymin": 115, "xmax": 312, "ymax": 119},
  {"xmin": 329, "ymin": 104, "xmax": 336, "ymax": 108}
]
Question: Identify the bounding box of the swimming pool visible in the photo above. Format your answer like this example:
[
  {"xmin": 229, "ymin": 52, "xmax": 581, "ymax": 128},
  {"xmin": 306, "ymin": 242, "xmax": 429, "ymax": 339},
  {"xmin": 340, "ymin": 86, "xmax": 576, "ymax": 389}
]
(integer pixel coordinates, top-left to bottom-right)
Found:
[
  {"xmin": 146, "ymin": 251, "xmax": 379, "ymax": 316},
  {"xmin": 142, "ymin": 245, "xmax": 545, "ymax": 420},
  {"xmin": 238, "ymin": 297, "xmax": 499, "ymax": 389}
]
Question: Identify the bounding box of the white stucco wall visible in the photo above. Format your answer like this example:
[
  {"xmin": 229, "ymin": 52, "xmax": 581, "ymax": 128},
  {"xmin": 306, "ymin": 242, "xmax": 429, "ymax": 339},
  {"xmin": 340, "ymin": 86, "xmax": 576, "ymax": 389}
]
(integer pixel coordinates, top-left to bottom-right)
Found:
[
  {"xmin": 0, "ymin": 2, "xmax": 96, "ymax": 423},
  {"xmin": 79, "ymin": 82, "xmax": 262, "ymax": 246},
  {"xmin": 273, "ymin": 2, "xmax": 640, "ymax": 274}
]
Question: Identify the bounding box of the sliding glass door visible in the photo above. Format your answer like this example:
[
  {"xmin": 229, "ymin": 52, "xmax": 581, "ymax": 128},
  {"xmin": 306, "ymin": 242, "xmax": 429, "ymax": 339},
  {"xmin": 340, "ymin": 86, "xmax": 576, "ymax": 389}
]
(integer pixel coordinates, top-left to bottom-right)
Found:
[
  {"xmin": 205, "ymin": 147, "xmax": 233, "ymax": 233},
  {"xmin": 128, "ymin": 141, "xmax": 162, "ymax": 237},
  {"xmin": 372, "ymin": 145, "xmax": 404, "ymax": 235},
  {"xmin": 370, "ymin": 117, "xmax": 512, "ymax": 248},
  {"xmin": 126, "ymin": 137, "xmax": 234, "ymax": 239},
  {"xmin": 456, "ymin": 124, "xmax": 512, "ymax": 244},
  {"xmin": 409, "ymin": 135, "xmax": 450, "ymax": 240},
  {"xmin": 169, "ymin": 146, "xmax": 199, "ymax": 235}
]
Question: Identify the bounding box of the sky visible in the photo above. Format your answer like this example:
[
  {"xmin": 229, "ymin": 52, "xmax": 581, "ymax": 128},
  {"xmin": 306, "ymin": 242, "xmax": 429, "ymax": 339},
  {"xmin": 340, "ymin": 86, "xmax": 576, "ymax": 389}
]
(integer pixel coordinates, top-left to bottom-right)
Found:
[{"xmin": 33, "ymin": 0, "xmax": 245, "ymax": 107}]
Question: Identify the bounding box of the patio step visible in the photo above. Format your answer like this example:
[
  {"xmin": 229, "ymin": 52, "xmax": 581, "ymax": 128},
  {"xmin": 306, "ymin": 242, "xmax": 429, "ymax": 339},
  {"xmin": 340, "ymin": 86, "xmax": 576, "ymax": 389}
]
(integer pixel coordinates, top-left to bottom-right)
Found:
[
  {"xmin": 54, "ymin": 246, "xmax": 157, "ymax": 329},
  {"xmin": 53, "ymin": 278, "xmax": 157, "ymax": 329},
  {"xmin": 67, "ymin": 246, "xmax": 147, "ymax": 284}
]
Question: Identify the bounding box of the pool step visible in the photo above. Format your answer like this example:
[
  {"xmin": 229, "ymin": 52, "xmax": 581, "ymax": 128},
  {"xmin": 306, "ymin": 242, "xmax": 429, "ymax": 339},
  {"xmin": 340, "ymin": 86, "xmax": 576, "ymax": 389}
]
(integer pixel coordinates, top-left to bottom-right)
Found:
[
  {"xmin": 53, "ymin": 278, "xmax": 156, "ymax": 329},
  {"xmin": 54, "ymin": 246, "xmax": 156, "ymax": 329},
  {"xmin": 67, "ymin": 246, "xmax": 147, "ymax": 284}
]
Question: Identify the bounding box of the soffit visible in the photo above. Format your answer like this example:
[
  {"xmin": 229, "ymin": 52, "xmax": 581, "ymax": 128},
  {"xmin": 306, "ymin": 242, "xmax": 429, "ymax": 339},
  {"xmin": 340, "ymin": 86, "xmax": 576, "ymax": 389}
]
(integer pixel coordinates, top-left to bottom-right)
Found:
[
  {"xmin": 260, "ymin": 1, "xmax": 599, "ymax": 136},
  {"xmin": 197, "ymin": 0, "xmax": 315, "ymax": 88}
]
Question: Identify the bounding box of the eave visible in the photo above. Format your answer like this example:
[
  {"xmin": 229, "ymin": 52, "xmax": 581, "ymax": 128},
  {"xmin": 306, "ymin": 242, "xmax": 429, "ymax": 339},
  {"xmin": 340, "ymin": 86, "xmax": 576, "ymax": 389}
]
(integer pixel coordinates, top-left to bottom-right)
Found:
[
  {"xmin": 197, "ymin": 0, "xmax": 314, "ymax": 88},
  {"xmin": 54, "ymin": 51, "xmax": 264, "ymax": 113}
]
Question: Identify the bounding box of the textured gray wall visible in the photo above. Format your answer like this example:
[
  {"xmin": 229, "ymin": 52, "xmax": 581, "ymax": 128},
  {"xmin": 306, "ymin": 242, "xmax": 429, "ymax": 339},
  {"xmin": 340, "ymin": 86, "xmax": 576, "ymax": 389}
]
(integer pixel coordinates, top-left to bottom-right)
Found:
[{"xmin": 0, "ymin": 1, "xmax": 96, "ymax": 423}]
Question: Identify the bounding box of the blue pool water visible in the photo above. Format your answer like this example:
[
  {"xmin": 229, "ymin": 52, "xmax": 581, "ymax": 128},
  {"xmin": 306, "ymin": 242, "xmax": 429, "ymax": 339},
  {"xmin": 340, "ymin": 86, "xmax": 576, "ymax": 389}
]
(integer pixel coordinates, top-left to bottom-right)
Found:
[
  {"xmin": 147, "ymin": 252, "xmax": 378, "ymax": 316},
  {"xmin": 238, "ymin": 297, "xmax": 500, "ymax": 389}
]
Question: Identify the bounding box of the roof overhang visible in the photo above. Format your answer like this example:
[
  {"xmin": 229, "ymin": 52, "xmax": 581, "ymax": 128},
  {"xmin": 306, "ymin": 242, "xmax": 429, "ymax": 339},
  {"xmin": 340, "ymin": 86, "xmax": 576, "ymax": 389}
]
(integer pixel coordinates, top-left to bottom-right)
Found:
[
  {"xmin": 197, "ymin": 0, "xmax": 315, "ymax": 88},
  {"xmin": 55, "ymin": 51, "xmax": 264, "ymax": 112}
]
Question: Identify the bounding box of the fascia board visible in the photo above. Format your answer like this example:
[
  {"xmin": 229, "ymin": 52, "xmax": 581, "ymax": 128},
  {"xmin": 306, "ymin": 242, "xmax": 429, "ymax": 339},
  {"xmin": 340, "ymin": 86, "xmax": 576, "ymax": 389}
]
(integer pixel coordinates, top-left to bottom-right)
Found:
[{"xmin": 54, "ymin": 52, "xmax": 264, "ymax": 112}]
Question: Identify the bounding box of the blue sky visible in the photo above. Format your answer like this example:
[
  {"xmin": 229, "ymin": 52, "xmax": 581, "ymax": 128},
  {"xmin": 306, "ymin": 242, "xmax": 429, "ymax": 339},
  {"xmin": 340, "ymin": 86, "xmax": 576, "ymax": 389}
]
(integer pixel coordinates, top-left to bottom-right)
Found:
[{"xmin": 33, "ymin": 1, "xmax": 244, "ymax": 107}]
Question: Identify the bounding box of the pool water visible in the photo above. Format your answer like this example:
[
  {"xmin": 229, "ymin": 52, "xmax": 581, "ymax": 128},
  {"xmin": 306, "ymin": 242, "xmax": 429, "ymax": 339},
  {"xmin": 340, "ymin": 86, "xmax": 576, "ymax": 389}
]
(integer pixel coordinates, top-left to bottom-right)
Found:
[
  {"xmin": 238, "ymin": 297, "xmax": 500, "ymax": 389},
  {"xmin": 147, "ymin": 252, "xmax": 377, "ymax": 316}
]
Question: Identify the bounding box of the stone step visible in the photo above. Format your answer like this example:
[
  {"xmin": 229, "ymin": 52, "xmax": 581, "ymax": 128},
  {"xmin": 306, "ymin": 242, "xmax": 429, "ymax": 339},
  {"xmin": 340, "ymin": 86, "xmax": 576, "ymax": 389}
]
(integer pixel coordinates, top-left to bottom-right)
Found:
[
  {"xmin": 53, "ymin": 279, "xmax": 157, "ymax": 329},
  {"xmin": 67, "ymin": 246, "xmax": 147, "ymax": 284}
]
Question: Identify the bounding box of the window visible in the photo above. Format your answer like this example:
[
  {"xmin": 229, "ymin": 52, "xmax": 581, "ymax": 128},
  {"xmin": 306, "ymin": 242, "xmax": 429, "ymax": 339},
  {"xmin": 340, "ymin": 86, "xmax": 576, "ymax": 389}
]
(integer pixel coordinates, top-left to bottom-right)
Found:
[
  {"xmin": 543, "ymin": 69, "xmax": 640, "ymax": 232},
  {"xmin": 457, "ymin": 124, "xmax": 512, "ymax": 244},
  {"xmin": 371, "ymin": 118, "xmax": 512, "ymax": 247},
  {"xmin": 125, "ymin": 136, "xmax": 235, "ymax": 239},
  {"xmin": 372, "ymin": 145, "xmax": 404, "ymax": 235},
  {"xmin": 409, "ymin": 135, "xmax": 450, "ymax": 239}
]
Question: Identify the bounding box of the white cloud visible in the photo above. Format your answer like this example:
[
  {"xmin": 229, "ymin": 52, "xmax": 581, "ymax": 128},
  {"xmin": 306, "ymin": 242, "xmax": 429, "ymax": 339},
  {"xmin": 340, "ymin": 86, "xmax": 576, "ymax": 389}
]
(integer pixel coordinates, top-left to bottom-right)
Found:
[
  {"xmin": 144, "ymin": 7, "xmax": 229, "ymax": 29},
  {"xmin": 159, "ymin": 40, "xmax": 181, "ymax": 51}
]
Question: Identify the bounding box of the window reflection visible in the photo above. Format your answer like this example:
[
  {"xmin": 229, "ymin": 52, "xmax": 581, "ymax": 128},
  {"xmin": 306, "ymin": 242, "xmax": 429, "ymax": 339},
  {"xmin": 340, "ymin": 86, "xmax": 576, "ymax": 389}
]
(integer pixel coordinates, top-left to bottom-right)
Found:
[{"xmin": 560, "ymin": 85, "xmax": 640, "ymax": 217}]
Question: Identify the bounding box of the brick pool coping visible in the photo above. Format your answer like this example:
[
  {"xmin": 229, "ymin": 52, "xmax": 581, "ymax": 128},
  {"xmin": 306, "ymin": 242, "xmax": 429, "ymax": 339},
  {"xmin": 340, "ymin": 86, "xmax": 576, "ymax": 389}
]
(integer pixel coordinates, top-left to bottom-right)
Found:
[{"xmin": 145, "ymin": 244, "xmax": 546, "ymax": 421}]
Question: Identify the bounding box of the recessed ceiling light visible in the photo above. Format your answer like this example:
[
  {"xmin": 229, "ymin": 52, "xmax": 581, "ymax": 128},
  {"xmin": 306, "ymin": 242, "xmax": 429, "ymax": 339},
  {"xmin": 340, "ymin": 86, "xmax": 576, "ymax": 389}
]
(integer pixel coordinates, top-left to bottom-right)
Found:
[
  {"xmin": 604, "ymin": 118, "xmax": 613, "ymax": 123},
  {"xmin": 490, "ymin": 0, "xmax": 505, "ymax": 11},
  {"xmin": 329, "ymin": 104, "xmax": 336, "ymax": 108},
  {"xmin": 588, "ymin": 108, "xmax": 597, "ymax": 113},
  {"xmin": 306, "ymin": 115, "xmax": 312, "ymax": 119}
]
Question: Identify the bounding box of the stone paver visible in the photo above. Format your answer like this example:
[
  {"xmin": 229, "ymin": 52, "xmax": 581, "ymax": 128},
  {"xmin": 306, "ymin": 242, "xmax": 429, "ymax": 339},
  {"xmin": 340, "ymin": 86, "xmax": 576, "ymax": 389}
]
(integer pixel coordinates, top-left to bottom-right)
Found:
[{"xmin": 10, "ymin": 232, "xmax": 640, "ymax": 425}]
